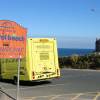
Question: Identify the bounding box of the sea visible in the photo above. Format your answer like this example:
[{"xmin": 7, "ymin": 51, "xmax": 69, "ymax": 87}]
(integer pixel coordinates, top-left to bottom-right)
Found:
[{"xmin": 58, "ymin": 48, "xmax": 94, "ymax": 57}]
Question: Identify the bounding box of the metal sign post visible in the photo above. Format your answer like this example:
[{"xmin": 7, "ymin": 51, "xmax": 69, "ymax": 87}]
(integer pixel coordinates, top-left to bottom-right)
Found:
[
  {"xmin": 0, "ymin": 20, "xmax": 27, "ymax": 100},
  {"xmin": 17, "ymin": 56, "xmax": 21, "ymax": 100}
]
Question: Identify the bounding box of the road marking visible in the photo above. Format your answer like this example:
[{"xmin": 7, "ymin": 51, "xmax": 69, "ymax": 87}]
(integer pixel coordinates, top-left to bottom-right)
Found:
[
  {"xmin": 49, "ymin": 95, "xmax": 60, "ymax": 100},
  {"xmin": 23, "ymin": 92, "xmax": 95, "ymax": 99},
  {"xmin": 24, "ymin": 95, "xmax": 59, "ymax": 99},
  {"xmin": 23, "ymin": 91, "xmax": 100, "ymax": 99},
  {"xmin": 93, "ymin": 92, "xmax": 100, "ymax": 100},
  {"xmin": 29, "ymin": 97, "xmax": 36, "ymax": 100},
  {"xmin": 71, "ymin": 93, "xmax": 82, "ymax": 100},
  {"xmin": 23, "ymin": 92, "xmax": 100, "ymax": 100}
]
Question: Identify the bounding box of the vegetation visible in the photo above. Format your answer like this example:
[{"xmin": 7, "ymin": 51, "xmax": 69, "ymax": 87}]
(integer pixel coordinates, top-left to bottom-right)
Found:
[{"xmin": 58, "ymin": 53, "xmax": 100, "ymax": 70}]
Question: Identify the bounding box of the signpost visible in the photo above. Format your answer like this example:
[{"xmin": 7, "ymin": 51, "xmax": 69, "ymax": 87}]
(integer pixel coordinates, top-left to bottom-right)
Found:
[
  {"xmin": 0, "ymin": 20, "xmax": 27, "ymax": 100},
  {"xmin": 17, "ymin": 56, "xmax": 21, "ymax": 100}
]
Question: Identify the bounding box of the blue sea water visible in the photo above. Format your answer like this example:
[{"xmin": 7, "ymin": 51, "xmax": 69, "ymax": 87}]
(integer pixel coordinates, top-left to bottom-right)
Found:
[{"xmin": 58, "ymin": 48, "xmax": 94, "ymax": 57}]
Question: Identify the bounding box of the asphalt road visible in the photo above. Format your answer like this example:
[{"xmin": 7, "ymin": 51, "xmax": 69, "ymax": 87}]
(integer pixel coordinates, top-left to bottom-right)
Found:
[{"xmin": 1, "ymin": 69, "xmax": 100, "ymax": 100}]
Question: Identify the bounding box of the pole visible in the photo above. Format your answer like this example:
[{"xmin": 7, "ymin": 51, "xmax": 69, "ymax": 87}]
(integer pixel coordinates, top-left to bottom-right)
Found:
[{"xmin": 17, "ymin": 57, "xmax": 21, "ymax": 100}]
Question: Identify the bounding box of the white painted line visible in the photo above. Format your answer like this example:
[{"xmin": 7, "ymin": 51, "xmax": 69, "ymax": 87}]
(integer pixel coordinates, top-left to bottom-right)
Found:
[
  {"xmin": 23, "ymin": 92, "xmax": 100, "ymax": 99},
  {"xmin": 49, "ymin": 95, "xmax": 60, "ymax": 100},
  {"xmin": 93, "ymin": 92, "xmax": 100, "ymax": 100},
  {"xmin": 71, "ymin": 93, "xmax": 83, "ymax": 100},
  {"xmin": 29, "ymin": 97, "xmax": 36, "ymax": 100}
]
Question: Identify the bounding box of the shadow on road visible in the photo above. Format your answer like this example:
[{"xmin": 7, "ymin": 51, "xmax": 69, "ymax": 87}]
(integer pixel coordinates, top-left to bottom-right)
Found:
[
  {"xmin": 0, "ymin": 79, "xmax": 13, "ymax": 84},
  {"xmin": 20, "ymin": 80, "xmax": 51, "ymax": 86},
  {"xmin": 0, "ymin": 79, "xmax": 51, "ymax": 86}
]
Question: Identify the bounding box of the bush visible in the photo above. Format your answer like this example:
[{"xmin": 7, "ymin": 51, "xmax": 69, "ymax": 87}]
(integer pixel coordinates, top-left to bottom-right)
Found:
[{"xmin": 58, "ymin": 53, "xmax": 100, "ymax": 70}]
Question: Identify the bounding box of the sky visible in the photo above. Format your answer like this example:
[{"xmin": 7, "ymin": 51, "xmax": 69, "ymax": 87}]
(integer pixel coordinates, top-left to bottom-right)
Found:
[{"xmin": 0, "ymin": 0, "xmax": 100, "ymax": 49}]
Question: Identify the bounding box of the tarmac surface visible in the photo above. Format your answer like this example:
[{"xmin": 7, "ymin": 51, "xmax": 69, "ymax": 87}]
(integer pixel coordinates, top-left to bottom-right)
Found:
[{"xmin": 0, "ymin": 69, "xmax": 100, "ymax": 100}]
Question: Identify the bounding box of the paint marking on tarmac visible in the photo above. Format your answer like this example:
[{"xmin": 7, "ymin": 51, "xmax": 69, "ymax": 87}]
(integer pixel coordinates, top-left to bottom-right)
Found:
[
  {"xmin": 49, "ymin": 95, "xmax": 60, "ymax": 100},
  {"xmin": 25, "ymin": 91, "xmax": 100, "ymax": 98},
  {"xmin": 23, "ymin": 91, "xmax": 100, "ymax": 100},
  {"xmin": 24, "ymin": 94, "xmax": 65, "ymax": 99},
  {"xmin": 71, "ymin": 93, "xmax": 83, "ymax": 100},
  {"xmin": 93, "ymin": 92, "xmax": 100, "ymax": 100}
]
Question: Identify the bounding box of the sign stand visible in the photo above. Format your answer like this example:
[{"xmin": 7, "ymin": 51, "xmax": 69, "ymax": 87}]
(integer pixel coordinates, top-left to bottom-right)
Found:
[
  {"xmin": 17, "ymin": 56, "xmax": 21, "ymax": 100},
  {"xmin": 0, "ymin": 20, "xmax": 27, "ymax": 100}
]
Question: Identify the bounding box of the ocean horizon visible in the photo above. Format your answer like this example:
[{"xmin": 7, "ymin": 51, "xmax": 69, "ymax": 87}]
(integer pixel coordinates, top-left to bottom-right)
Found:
[{"xmin": 58, "ymin": 48, "xmax": 94, "ymax": 57}]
